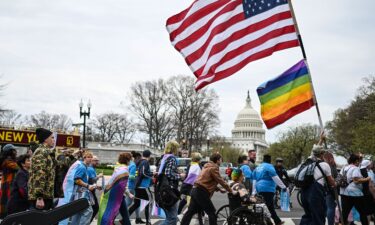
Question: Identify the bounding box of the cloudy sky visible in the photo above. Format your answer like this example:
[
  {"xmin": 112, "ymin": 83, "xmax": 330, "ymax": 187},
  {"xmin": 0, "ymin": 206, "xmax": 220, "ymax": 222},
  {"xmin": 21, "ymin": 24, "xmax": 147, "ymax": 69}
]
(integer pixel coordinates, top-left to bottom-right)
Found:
[{"xmin": 0, "ymin": 0, "xmax": 374, "ymax": 143}]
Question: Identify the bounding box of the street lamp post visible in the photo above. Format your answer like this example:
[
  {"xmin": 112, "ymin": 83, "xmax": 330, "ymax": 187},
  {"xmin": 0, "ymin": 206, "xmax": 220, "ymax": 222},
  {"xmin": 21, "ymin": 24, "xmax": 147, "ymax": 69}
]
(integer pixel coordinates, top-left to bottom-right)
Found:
[
  {"xmin": 79, "ymin": 99, "xmax": 91, "ymax": 148},
  {"xmin": 206, "ymin": 136, "xmax": 210, "ymax": 156}
]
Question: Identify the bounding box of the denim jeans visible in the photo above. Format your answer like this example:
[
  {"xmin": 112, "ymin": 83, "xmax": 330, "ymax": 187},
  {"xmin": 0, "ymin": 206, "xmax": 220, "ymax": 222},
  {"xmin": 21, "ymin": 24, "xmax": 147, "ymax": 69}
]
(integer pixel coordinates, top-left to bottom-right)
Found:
[
  {"xmin": 71, "ymin": 205, "xmax": 93, "ymax": 225},
  {"xmin": 125, "ymin": 189, "xmax": 141, "ymax": 218},
  {"xmin": 160, "ymin": 201, "xmax": 179, "ymax": 225},
  {"xmin": 300, "ymin": 182, "xmax": 326, "ymax": 225},
  {"xmin": 326, "ymin": 192, "xmax": 336, "ymax": 225}
]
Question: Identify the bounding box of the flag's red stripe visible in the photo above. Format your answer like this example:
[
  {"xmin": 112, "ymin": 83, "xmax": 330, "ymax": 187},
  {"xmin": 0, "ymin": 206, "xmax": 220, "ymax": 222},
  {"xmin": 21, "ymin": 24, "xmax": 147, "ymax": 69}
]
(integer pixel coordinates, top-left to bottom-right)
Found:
[
  {"xmin": 166, "ymin": 7, "xmax": 191, "ymax": 26},
  {"xmin": 180, "ymin": 13, "xmax": 245, "ymax": 74},
  {"xmin": 182, "ymin": 11, "xmax": 292, "ymax": 67},
  {"xmin": 174, "ymin": 1, "xmax": 242, "ymax": 51},
  {"xmin": 214, "ymin": 40, "xmax": 299, "ymax": 81},
  {"xmin": 194, "ymin": 26, "xmax": 297, "ymax": 81},
  {"xmin": 195, "ymin": 40, "xmax": 299, "ymax": 90},
  {"xmin": 205, "ymin": 25, "xmax": 297, "ymax": 77},
  {"xmin": 263, "ymin": 99, "xmax": 315, "ymax": 129},
  {"xmin": 169, "ymin": 0, "xmax": 231, "ymax": 42}
]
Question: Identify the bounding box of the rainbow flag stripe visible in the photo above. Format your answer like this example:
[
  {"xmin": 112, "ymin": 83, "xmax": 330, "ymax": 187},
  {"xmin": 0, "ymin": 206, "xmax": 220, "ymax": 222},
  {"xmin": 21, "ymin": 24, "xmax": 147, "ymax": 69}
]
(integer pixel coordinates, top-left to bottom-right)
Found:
[{"xmin": 257, "ymin": 60, "xmax": 315, "ymax": 129}]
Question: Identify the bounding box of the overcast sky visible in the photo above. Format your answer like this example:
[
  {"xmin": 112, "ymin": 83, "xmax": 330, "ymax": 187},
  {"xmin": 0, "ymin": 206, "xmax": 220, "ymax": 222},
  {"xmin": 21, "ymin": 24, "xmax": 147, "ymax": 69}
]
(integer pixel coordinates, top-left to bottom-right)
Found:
[{"xmin": 0, "ymin": 0, "xmax": 374, "ymax": 143}]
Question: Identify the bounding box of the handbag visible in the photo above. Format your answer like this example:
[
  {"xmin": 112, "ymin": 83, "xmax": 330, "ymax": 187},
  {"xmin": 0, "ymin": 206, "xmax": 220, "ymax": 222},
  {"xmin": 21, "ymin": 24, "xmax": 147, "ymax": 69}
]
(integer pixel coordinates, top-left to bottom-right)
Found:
[{"xmin": 155, "ymin": 157, "xmax": 180, "ymax": 209}]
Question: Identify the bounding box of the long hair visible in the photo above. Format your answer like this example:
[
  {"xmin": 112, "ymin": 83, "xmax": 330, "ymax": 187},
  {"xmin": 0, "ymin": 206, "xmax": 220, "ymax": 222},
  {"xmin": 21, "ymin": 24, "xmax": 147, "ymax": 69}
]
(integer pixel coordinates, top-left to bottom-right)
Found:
[
  {"xmin": 323, "ymin": 152, "xmax": 336, "ymax": 167},
  {"xmin": 0, "ymin": 149, "xmax": 16, "ymax": 170}
]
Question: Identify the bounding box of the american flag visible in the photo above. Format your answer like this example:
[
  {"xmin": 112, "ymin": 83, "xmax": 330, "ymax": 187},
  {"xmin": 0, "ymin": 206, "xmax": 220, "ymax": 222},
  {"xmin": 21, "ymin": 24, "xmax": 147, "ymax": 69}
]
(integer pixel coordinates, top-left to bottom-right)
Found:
[{"xmin": 166, "ymin": 0, "xmax": 300, "ymax": 90}]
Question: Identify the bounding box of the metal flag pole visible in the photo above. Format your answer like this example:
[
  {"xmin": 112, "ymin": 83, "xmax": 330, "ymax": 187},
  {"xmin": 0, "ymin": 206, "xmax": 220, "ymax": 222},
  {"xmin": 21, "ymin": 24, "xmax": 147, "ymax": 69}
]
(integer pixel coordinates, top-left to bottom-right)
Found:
[
  {"xmin": 287, "ymin": 0, "xmax": 324, "ymax": 132},
  {"xmin": 287, "ymin": 1, "xmax": 344, "ymax": 223}
]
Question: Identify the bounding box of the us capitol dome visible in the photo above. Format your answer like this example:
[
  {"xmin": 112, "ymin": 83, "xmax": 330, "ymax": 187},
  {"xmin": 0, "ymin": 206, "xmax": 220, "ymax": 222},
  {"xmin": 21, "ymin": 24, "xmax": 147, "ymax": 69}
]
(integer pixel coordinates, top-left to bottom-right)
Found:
[{"xmin": 228, "ymin": 91, "xmax": 269, "ymax": 162}]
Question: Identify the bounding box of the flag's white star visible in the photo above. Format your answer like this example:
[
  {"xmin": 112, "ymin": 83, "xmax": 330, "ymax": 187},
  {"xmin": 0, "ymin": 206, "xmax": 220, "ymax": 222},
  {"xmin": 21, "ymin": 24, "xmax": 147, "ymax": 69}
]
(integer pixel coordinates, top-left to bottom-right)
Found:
[
  {"xmin": 259, "ymin": 6, "xmax": 262, "ymax": 10},
  {"xmin": 267, "ymin": 3, "xmax": 271, "ymax": 6}
]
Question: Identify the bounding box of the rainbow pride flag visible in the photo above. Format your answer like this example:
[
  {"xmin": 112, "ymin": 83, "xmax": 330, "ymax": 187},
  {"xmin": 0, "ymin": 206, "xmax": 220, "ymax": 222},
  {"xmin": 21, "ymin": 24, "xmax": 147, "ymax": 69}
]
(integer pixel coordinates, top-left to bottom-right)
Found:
[
  {"xmin": 58, "ymin": 160, "xmax": 82, "ymax": 225},
  {"xmin": 97, "ymin": 165, "xmax": 129, "ymax": 225},
  {"xmin": 151, "ymin": 201, "xmax": 166, "ymax": 218},
  {"xmin": 257, "ymin": 60, "xmax": 315, "ymax": 129}
]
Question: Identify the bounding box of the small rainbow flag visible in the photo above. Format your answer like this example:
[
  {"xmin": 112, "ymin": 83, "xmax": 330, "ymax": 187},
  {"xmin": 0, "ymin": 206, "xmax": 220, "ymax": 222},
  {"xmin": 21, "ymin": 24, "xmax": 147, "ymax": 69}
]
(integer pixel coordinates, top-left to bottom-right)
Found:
[
  {"xmin": 257, "ymin": 60, "xmax": 315, "ymax": 129},
  {"xmin": 152, "ymin": 202, "xmax": 166, "ymax": 218}
]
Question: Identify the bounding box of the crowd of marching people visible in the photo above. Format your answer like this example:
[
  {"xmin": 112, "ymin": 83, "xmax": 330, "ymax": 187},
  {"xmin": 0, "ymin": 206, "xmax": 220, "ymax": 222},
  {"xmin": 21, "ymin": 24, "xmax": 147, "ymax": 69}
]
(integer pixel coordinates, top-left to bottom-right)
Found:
[
  {"xmin": 296, "ymin": 134, "xmax": 375, "ymax": 225},
  {"xmin": 0, "ymin": 127, "xmax": 374, "ymax": 225}
]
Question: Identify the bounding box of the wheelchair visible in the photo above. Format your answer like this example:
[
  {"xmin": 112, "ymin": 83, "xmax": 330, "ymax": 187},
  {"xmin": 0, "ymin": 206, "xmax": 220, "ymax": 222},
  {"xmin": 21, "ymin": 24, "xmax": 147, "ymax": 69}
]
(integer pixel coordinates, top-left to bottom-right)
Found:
[{"xmin": 216, "ymin": 194, "xmax": 269, "ymax": 225}]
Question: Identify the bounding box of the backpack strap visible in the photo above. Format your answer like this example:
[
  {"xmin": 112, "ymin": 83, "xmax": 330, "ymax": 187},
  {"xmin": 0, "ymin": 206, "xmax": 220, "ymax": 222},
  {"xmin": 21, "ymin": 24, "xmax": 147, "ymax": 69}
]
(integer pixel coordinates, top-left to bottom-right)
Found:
[
  {"xmin": 343, "ymin": 165, "xmax": 354, "ymax": 184},
  {"xmin": 315, "ymin": 161, "xmax": 328, "ymax": 183},
  {"xmin": 159, "ymin": 156, "xmax": 176, "ymax": 180}
]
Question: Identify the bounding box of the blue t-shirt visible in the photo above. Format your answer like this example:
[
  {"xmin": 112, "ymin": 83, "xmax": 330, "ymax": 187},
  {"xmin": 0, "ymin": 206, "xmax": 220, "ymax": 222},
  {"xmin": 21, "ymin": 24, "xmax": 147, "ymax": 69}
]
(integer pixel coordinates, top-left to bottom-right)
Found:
[
  {"xmin": 87, "ymin": 166, "xmax": 97, "ymax": 185},
  {"xmin": 74, "ymin": 163, "xmax": 89, "ymax": 184},
  {"xmin": 240, "ymin": 164, "xmax": 252, "ymax": 180},
  {"xmin": 87, "ymin": 166, "xmax": 97, "ymax": 179},
  {"xmin": 128, "ymin": 161, "xmax": 137, "ymax": 190},
  {"xmin": 135, "ymin": 159, "xmax": 152, "ymax": 188},
  {"xmin": 253, "ymin": 162, "xmax": 277, "ymax": 193}
]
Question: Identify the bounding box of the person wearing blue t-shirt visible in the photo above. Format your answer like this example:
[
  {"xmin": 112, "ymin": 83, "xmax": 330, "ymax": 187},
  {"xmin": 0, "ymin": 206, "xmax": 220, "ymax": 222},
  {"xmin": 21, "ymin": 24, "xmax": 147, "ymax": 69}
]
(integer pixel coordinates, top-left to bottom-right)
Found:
[
  {"xmin": 238, "ymin": 155, "xmax": 252, "ymax": 191},
  {"xmin": 252, "ymin": 154, "xmax": 286, "ymax": 225},
  {"xmin": 72, "ymin": 152, "xmax": 98, "ymax": 225},
  {"xmin": 128, "ymin": 150, "xmax": 154, "ymax": 225},
  {"xmin": 126, "ymin": 152, "xmax": 144, "ymax": 224},
  {"xmin": 87, "ymin": 155, "xmax": 102, "ymax": 222}
]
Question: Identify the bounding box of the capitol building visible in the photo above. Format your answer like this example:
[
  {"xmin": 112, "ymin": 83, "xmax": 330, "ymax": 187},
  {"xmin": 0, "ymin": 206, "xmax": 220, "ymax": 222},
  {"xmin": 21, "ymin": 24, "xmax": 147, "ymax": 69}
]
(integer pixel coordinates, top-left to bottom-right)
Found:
[{"xmin": 226, "ymin": 92, "xmax": 269, "ymax": 163}]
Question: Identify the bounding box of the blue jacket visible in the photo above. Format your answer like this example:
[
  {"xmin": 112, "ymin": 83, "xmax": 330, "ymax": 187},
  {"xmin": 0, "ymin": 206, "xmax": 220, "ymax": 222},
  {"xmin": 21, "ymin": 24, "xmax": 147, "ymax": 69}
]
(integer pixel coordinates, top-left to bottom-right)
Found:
[
  {"xmin": 135, "ymin": 159, "xmax": 153, "ymax": 188},
  {"xmin": 128, "ymin": 161, "xmax": 136, "ymax": 190}
]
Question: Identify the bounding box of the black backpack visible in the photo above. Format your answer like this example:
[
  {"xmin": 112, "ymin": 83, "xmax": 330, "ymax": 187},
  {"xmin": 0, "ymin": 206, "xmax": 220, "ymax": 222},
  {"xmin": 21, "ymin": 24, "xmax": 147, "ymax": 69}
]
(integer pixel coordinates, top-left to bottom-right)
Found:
[
  {"xmin": 154, "ymin": 157, "xmax": 180, "ymax": 210},
  {"xmin": 336, "ymin": 166, "xmax": 352, "ymax": 188},
  {"xmin": 294, "ymin": 158, "xmax": 325, "ymax": 189}
]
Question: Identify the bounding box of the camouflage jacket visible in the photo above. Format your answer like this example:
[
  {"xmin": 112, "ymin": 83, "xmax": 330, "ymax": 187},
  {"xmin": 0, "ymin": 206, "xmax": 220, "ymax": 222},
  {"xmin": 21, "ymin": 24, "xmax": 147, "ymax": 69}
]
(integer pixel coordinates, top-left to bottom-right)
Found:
[{"xmin": 28, "ymin": 144, "xmax": 56, "ymax": 200}]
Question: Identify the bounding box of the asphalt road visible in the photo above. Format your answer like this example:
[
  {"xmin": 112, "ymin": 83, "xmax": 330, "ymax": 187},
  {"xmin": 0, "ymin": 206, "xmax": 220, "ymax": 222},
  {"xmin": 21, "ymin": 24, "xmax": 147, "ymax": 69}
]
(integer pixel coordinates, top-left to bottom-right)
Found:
[
  {"xmin": 92, "ymin": 186, "xmax": 305, "ymax": 224},
  {"xmin": 209, "ymin": 190, "xmax": 304, "ymax": 224}
]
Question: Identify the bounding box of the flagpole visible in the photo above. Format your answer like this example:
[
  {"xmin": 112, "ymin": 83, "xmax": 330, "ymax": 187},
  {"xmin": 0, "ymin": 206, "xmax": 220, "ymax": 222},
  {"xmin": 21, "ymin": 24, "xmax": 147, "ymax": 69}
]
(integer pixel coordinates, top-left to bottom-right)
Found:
[
  {"xmin": 287, "ymin": 1, "xmax": 345, "ymax": 224},
  {"xmin": 287, "ymin": 0, "xmax": 324, "ymax": 132}
]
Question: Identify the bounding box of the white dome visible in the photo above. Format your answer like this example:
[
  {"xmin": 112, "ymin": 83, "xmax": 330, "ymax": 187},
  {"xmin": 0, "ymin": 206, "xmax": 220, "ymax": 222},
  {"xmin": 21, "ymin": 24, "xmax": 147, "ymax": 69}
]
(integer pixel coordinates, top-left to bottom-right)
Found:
[
  {"xmin": 236, "ymin": 100, "xmax": 262, "ymax": 122},
  {"xmin": 231, "ymin": 92, "xmax": 265, "ymax": 137},
  {"xmin": 233, "ymin": 93, "xmax": 264, "ymax": 127}
]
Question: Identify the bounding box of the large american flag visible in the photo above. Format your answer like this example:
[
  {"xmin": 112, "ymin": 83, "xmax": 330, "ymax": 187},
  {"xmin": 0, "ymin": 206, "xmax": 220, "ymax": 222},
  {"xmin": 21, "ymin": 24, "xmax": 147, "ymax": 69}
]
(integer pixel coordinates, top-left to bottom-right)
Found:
[{"xmin": 166, "ymin": 0, "xmax": 300, "ymax": 90}]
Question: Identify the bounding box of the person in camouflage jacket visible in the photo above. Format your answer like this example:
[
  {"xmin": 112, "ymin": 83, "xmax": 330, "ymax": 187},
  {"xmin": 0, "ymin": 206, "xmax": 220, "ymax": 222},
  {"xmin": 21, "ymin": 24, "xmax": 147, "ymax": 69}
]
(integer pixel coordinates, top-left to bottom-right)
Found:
[{"xmin": 28, "ymin": 128, "xmax": 56, "ymax": 210}]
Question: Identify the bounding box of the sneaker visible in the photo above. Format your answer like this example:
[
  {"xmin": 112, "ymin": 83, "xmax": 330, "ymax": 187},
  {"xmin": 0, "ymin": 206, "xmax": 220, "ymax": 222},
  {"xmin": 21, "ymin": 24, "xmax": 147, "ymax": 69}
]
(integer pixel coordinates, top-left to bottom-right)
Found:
[
  {"xmin": 276, "ymin": 222, "xmax": 285, "ymax": 225},
  {"xmin": 135, "ymin": 218, "xmax": 146, "ymax": 224}
]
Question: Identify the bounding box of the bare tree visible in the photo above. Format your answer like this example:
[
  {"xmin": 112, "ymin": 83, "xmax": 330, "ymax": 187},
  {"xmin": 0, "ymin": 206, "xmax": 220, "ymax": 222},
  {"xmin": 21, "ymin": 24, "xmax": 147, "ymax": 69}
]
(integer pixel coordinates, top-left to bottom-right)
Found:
[
  {"xmin": 166, "ymin": 76, "xmax": 220, "ymax": 152},
  {"xmin": 116, "ymin": 115, "xmax": 136, "ymax": 144},
  {"xmin": 92, "ymin": 113, "xmax": 120, "ymax": 142},
  {"xmin": 128, "ymin": 76, "xmax": 220, "ymax": 151},
  {"xmin": 129, "ymin": 79, "xmax": 173, "ymax": 149},
  {"xmin": 0, "ymin": 110, "xmax": 23, "ymax": 127},
  {"xmin": 26, "ymin": 111, "xmax": 72, "ymax": 131},
  {"xmin": 166, "ymin": 76, "xmax": 195, "ymax": 142}
]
